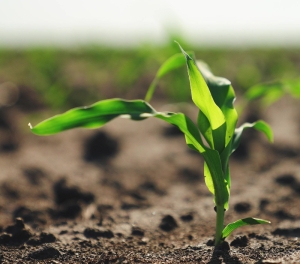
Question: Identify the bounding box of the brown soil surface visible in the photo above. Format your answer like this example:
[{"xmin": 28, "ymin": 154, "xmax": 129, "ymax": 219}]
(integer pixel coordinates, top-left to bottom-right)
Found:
[{"xmin": 0, "ymin": 94, "xmax": 300, "ymax": 263}]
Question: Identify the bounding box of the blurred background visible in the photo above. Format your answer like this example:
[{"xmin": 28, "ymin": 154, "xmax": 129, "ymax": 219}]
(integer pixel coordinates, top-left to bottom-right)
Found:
[{"xmin": 0, "ymin": 0, "xmax": 299, "ymax": 110}]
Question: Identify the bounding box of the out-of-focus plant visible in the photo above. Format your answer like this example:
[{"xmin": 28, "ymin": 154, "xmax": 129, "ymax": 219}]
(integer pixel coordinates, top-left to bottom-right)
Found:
[{"xmin": 245, "ymin": 78, "xmax": 300, "ymax": 106}]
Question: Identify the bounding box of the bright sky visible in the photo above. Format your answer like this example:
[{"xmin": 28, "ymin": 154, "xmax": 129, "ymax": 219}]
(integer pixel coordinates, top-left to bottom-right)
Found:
[{"xmin": 0, "ymin": 0, "xmax": 300, "ymax": 47}]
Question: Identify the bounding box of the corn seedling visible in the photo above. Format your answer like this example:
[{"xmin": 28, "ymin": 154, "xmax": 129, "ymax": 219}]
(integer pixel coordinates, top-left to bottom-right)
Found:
[
  {"xmin": 245, "ymin": 78, "xmax": 300, "ymax": 106},
  {"xmin": 30, "ymin": 43, "xmax": 273, "ymax": 246}
]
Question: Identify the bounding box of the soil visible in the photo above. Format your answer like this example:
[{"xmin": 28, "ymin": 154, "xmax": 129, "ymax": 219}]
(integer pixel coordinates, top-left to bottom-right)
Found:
[{"xmin": 0, "ymin": 91, "xmax": 300, "ymax": 263}]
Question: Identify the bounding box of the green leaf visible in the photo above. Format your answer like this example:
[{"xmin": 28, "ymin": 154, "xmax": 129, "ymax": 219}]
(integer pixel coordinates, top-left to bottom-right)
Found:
[
  {"xmin": 218, "ymin": 85, "xmax": 238, "ymax": 147},
  {"xmin": 196, "ymin": 61, "xmax": 238, "ymax": 151},
  {"xmin": 177, "ymin": 43, "xmax": 225, "ymax": 132},
  {"xmin": 30, "ymin": 99, "xmax": 156, "ymax": 136},
  {"xmin": 286, "ymin": 78, "xmax": 300, "ymax": 97},
  {"xmin": 246, "ymin": 82, "xmax": 282, "ymax": 100},
  {"xmin": 175, "ymin": 44, "xmax": 230, "ymax": 208},
  {"xmin": 156, "ymin": 53, "xmax": 187, "ymax": 79},
  {"xmin": 145, "ymin": 52, "xmax": 192, "ymax": 102},
  {"xmin": 197, "ymin": 111, "xmax": 227, "ymax": 153},
  {"xmin": 155, "ymin": 112, "xmax": 206, "ymax": 153},
  {"xmin": 30, "ymin": 98, "xmax": 208, "ymax": 153},
  {"xmin": 154, "ymin": 113, "xmax": 228, "ymax": 208},
  {"xmin": 197, "ymin": 112, "xmax": 213, "ymax": 148},
  {"xmin": 202, "ymin": 149, "xmax": 229, "ymax": 208},
  {"xmin": 222, "ymin": 217, "xmax": 270, "ymax": 239},
  {"xmin": 193, "ymin": 61, "xmax": 237, "ymax": 208},
  {"xmin": 206, "ymin": 140, "xmax": 233, "ymax": 211},
  {"xmin": 206, "ymin": 149, "xmax": 229, "ymax": 208},
  {"xmin": 232, "ymin": 120, "xmax": 273, "ymax": 153},
  {"xmin": 204, "ymin": 160, "xmax": 230, "ymax": 210},
  {"xmin": 219, "ymin": 137, "xmax": 234, "ymax": 192},
  {"xmin": 204, "ymin": 162, "xmax": 214, "ymax": 195},
  {"xmin": 246, "ymin": 82, "xmax": 285, "ymax": 106},
  {"xmin": 196, "ymin": 60, "xmax": 231, "ymax": 108},
  {"xmin": 30, "ymin": 98, "xmax": 229, "ymax": 209},
  {"xmin": 246, "ymin": 78, "xmax": 300, "ymax": 107},
  {"xmin": 30, "ymin": 97, "xmax": 204, "ymax": 151},
  {"xmin": 224, "ymin": 164, "xmax": 231, "ymax": 206}
]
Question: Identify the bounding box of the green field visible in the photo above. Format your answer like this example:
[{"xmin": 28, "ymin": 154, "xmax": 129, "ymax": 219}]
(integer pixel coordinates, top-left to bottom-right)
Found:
[{"xmin": 0, "ymin": 41, "xmax": 299, "ymax": 110}]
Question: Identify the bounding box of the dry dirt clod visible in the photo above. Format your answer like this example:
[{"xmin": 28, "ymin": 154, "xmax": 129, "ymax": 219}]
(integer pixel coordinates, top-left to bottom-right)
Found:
[
  {"xmin": 234, "ymin": 202, "xmax": 252, "ymax": 213},
  {"xmin": 131, "ymin": 226, "xmax": 145, "ymax": 237},
  {"xmin": 0, "ymin": 233, "xmax": 12, "ymax": 245},
  {"xmin": 22, "ymin": 167, "xmax": 47, "ymax": 185},
  {"xmin": 2, "ymin": 218, "xmax": 33, "ymax": 245},
  {"xmin": 275, "ymin": 174, "xmax": 296, "ymax": 186},
  {"xmin": 53, "ymin": 178, "xmax": 94, "ymax": 205},
  {"xmin": 272, "ymin": 227, "xmax": 300, "ymax": 237},
  {"xmin": 40, "ymin": 232, "xmax": 56, "ymax": 243},
  {"xmin": 13, "ymin": 206, "xmax": 47, "ymax": 225},
  {"xmin": 214, "ymin": 240, "xmax": 230, "ymax": 251},
  {"xmin": 180, "ymin": 213, "xmax": 194, "ymax": 222},
  {"xmin": 83, "ymin": 227, "xmax": 114, "ymax": 239},
  {"xmin": 83, "ymin": 131, "xmax": 119, "ymax": 162},
  {"xmin": 27, "ymin": 232, "xmax": 56, "ymax": 246},
  {"xmin": 159, "ymin": 215, "xmax": 178, "ymax": 232},
  {"xmin": 230, "ymin": 235, "xmax": 249, "ymax": 247},
  {"xmin": 27, "ymin": 246, "xmax": 61, "ymax": 260}
]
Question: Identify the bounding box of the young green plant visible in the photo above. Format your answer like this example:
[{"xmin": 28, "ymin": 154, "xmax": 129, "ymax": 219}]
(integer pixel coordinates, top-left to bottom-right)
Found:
[
  {"xmin": 245, "ymin": 78, "xmax": 300, "ymax": 106},
  {"xmin": 29, "ymin": 43, "xmax": 273, "ymax": 246}
]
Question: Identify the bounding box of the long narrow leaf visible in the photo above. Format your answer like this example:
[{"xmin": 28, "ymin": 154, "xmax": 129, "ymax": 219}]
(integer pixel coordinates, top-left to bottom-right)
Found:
[
  {"xmin": 31, "ymin": 98, "xmax": 208, "ymax": 154},
  {"xmin": 220, "ymin": 138, "xmax": 233, "ymax": 190},
  {"xmin": 30, "ymin": 98, "xmax": 229, "ymax": 208},
  {"xmin": 246, "ymin": 82, "xmax": 285, "ymax": 106},
  {"xmin": 30, "ymin": 99, "xmax": 156, "ymax": 135},
  {"xmin": 30, "ymin": 99, "xmax": 208, "ymax": 154},
  {"xmin": 145, "ymin": 53, "xmax": 191, "ymax": 102},
  {"xmin": 202, "ymin": 148, "xmax": 229, "ymax": 208},
  {"xmin": 197, "ymin": 61, "xmax": 238, "ymax": 150},
  {"xmin": 204, "ymin": 162, "xmax": 214, "ymax": 195},
  {"xmin": 285, "ymin": 78, "xmax": 300, "ymax": 97},
  {"xmin": 177, "ymin": 43, "xmax": 225, "ymax": 131},
  {"xmin": 176, "ymin": 44, "xmax": 229, "ymax": 208},
  {"xmin": 245, "ymin": 78, "xmax": 300, "ymax": 106},
  {"xmin": 30, "ymin": 99, "xmax": 211, "ymax": 152},
  {"xmin": 246, "ymin": 82, "xmax": 283, "ymax": 101},
  {"xmin": 155, "ymin": 112, "xmax": 206, "ymax": 153},
  {"xmin": 206, "ymin": 139, "xmax": 233, "ymax": 210},
  {"xmin": 204, "ymin": 160, "xmax": 229, "ymax": 210},
  {"xmin": 232, "ymin": 120, "xmax": 273, "ymax": 153},
  {"xmin": 222, "ymin": 217, "xmax": 270, "ymax": 239},
  {"xmin": 154, "ymin": 113, "xmax": 228, "ymax": 208}
]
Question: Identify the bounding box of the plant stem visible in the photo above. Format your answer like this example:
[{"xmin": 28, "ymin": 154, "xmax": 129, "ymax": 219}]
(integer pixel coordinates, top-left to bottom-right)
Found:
[{"xmin": 214, "ymin": 205, "xmax": 225, "ymax": 246}]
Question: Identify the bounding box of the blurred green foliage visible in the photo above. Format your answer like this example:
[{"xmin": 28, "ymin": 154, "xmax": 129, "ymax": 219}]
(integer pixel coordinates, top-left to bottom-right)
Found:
[{"xmin": 0, "ymin": 40, "xmax": 299, "ymax": 110}]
